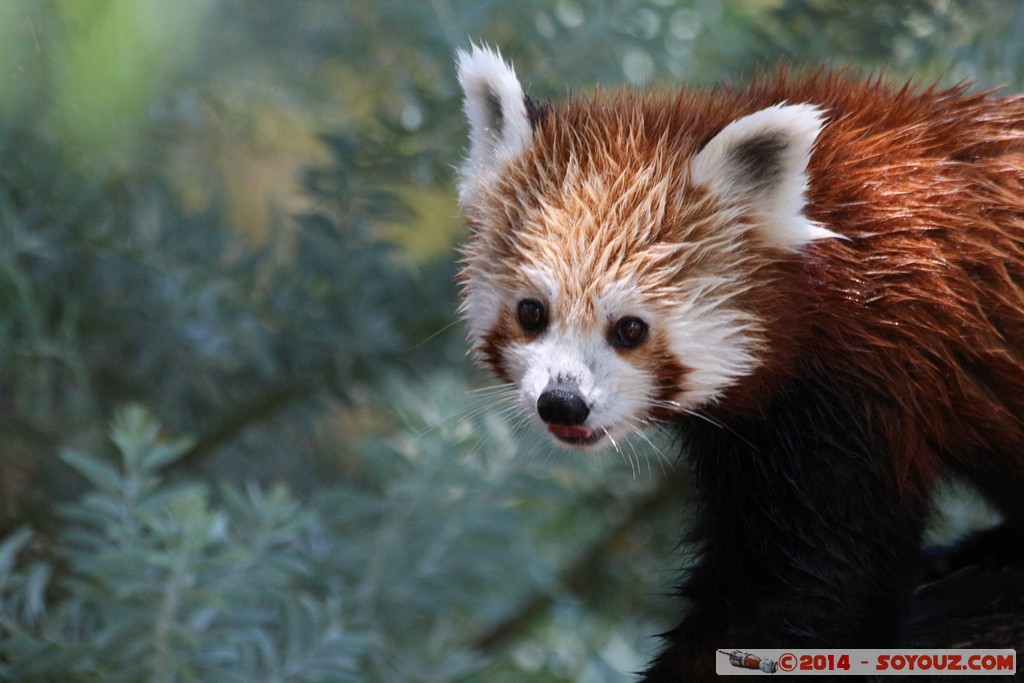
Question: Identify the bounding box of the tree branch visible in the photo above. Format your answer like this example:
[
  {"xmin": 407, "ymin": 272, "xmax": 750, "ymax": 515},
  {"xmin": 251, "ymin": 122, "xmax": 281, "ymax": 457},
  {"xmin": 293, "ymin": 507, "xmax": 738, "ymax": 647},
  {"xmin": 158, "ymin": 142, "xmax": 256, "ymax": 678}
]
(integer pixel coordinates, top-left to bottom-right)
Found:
[
  {"xmin": 466, "ymin": 471, "xmax": 1024, "ymax": 674},
  {"xmin": 175, "ymin": 376, "xmax": 323, "ymax": 469},
  {"xmin": 467, "ymin": 470, "xmax": 686, "ymax": 654},
  {"xmin": 909, "ymin": 564, "xmax": 1024, "ymax": 649}
]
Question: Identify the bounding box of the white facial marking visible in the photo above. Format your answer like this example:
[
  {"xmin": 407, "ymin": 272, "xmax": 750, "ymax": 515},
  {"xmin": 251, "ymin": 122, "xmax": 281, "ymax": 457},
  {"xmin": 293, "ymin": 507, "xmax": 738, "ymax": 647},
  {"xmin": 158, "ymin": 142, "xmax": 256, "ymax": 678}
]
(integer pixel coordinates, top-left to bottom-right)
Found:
[
  {"xmin": 661, "ymin": 284, "xmax": 761, "ymax": 410},
  {"xmin": 492, "ymin": 253, "xmax": 761, "ymax": 449},
  {"xmin": 509, "ymin": 326, "xmax": 654, "ymax": 447}
]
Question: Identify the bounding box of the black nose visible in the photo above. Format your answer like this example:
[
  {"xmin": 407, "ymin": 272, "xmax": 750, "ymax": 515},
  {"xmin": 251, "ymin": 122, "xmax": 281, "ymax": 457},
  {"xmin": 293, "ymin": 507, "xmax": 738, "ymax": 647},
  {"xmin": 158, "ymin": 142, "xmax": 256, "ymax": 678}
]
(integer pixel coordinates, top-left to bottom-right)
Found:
[{"xmin": 536, "ymin": 387, "xmax": 590, "ymax": 425}]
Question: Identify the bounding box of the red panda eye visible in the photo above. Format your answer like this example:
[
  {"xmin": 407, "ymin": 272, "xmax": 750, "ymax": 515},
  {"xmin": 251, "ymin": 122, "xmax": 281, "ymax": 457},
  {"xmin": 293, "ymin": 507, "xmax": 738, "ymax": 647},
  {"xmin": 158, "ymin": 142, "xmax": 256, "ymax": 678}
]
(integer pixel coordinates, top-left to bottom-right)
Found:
[
  {"xmin": 610, "ymin": 316, "xmax": 648, "ymax": 349},
  {"xmin": 516, "ymin": 299, "xmax": 547, "ymax": 334}
]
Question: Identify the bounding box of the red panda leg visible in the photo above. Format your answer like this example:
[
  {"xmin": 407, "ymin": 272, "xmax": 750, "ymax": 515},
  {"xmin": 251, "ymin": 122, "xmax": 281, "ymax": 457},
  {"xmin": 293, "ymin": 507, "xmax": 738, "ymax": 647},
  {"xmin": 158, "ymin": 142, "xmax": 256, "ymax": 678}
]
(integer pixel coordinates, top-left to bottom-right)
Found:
[{"xmin": 641, "ymin": 378, "xmax": 931, "ymax": 682}]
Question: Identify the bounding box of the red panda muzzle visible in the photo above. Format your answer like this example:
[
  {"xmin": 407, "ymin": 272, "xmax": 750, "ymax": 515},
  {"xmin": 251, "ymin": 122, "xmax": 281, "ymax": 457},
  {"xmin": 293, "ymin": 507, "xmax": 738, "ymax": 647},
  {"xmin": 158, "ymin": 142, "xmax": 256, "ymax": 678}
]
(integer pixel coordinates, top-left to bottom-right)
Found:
[
  {"xmin": 536, "ymin": 385, "xmax": 590, "ymax": 426},
  {"xmin": 537, "ymin": 384, "xmax": 605, "ymax": 445},
  {"xmin": 546, "ymin": 424, "xmax": 602, "ymax": 446}
]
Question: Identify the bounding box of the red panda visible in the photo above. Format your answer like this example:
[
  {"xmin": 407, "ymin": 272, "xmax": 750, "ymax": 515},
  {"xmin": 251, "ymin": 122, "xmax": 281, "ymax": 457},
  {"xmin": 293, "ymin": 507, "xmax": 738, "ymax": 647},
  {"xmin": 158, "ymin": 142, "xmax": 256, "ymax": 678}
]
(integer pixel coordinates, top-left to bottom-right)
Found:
[{"xmin": 454, "ymin": 46, "xmax": 1024, "ymax": 680}]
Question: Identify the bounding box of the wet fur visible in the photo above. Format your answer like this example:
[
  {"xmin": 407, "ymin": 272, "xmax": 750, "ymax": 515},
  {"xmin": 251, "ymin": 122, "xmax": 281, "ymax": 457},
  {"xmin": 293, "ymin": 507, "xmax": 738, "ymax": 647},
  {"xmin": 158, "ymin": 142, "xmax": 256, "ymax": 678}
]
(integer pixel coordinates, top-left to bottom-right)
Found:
[{"xmin": 456, "ymin": 49, "xmax": 1024, "ymax": 680}]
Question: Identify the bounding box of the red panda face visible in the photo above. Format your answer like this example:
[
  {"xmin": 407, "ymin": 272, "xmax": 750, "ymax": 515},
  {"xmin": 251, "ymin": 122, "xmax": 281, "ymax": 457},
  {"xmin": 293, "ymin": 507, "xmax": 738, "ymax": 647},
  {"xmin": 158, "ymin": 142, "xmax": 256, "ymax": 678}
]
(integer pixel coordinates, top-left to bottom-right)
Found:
[{"xmin": 456, "ymin": 46, "xmax": 840, "ymax": 449}]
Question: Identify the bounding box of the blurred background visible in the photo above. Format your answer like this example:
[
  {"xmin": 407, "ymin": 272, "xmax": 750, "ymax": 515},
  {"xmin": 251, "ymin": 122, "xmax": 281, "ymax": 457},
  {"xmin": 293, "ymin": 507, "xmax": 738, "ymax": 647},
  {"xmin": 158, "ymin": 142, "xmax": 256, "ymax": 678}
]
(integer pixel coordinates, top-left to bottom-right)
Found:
[{"xmin": 0, "ymin": 1, "xmax": 1017, "ymax": 681}]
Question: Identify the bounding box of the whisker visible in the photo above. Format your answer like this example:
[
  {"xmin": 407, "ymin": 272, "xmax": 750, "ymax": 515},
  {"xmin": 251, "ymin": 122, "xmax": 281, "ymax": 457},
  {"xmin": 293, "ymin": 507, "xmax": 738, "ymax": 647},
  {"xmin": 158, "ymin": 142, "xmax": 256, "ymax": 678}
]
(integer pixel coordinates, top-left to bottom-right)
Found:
[
  {"xmin": 416, "ymin": 397, "xmax": 513, "ymax": 439},
  {"xmin": 607, "ymin": 432, "xmax": 638, "ymax": 479},
  {"xmin": 630, "ymin": 423, "xmax": 674, "ymax": 477},
  {"xmin": 629, "ymin": 436, "xmax": 650, "ymax": 479},
  {"xmin": 681, "ymin": 408, "xmax": 757, "ymax": 449},
  {"xmin": 466, "ymin": 428, "xmax": 496, "ymax": 461},
  {"xmin": 400, "ymin": 319, "xmax": 462, "ymax": 353},
  {"xmin": 679, "ymin": 407, "xmax": 724, "ymax": 429},
  {"xmin": 466, "ymin": 382, "xmax": 519, "ymax": 396}
]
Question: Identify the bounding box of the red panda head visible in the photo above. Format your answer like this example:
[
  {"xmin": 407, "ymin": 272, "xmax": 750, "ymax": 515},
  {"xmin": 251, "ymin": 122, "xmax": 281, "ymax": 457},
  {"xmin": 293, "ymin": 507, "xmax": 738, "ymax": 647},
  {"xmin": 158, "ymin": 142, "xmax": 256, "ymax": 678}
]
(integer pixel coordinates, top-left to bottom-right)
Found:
[{"xmin": 456, "ymin": 46, "xmax": 841, "ymax": 449}]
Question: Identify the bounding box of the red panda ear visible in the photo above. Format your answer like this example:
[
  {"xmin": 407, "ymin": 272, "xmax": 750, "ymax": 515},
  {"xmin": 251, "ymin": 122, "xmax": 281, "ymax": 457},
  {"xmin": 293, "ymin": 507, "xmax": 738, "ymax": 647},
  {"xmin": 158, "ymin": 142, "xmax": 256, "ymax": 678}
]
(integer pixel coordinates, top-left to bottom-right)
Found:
[
  {"xmin": 690, "ymin": 103, "xmax": 842, "ymax": 249},
  {"xmin": 456, "ymin": 45, "xmax": 533, "ymax": 204}
]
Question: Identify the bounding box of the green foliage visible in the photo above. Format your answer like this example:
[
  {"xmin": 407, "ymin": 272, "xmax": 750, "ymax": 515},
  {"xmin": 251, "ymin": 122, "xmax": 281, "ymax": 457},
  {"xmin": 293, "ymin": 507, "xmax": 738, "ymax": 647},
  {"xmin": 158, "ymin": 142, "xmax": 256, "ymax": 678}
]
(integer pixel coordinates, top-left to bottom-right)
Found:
[
  {"xmin": 0, "ymin": 1, "xmax": 1022, "ymax": 681},
  {"xmin": 0, "ymin": 407, "xmax": 364, "ymax": 683},
  {"xmin": 0, "ymin": 399, "xmax": 669, "ymax": 682}
]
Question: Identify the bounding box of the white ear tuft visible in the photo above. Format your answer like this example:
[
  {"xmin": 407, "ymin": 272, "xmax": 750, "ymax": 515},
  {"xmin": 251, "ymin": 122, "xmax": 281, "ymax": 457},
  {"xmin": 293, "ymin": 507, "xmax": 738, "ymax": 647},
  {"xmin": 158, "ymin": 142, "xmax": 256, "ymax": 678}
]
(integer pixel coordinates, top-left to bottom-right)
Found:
[
  {"xmin": 691, "ymin": 103, "xmax": 841, "ymax": 249},
  {"xmin": 456, "ymin": 45, "xmax": 533, "ymax": 203}
]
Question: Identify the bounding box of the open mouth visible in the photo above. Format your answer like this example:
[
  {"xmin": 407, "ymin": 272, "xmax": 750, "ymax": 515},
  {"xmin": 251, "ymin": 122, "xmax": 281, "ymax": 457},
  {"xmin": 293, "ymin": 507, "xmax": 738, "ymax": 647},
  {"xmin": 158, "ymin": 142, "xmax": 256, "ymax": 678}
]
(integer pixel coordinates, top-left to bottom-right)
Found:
[{"xmin": 546, "ymin": 423, "xmax": 606, "ymax": 447}]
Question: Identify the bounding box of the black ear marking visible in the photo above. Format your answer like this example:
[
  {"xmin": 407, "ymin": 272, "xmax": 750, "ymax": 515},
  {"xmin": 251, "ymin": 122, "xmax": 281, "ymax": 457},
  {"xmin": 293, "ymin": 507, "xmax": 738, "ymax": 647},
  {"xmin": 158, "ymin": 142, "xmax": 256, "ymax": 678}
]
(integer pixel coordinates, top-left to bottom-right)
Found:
[
  {"xmin": 689, "ymin": 103, "xmax": 836, "ymax": 248},
  {"xmin": 485, "ymin": 87, "xmax": 504, "ymax": 138},
  {"xmin": 727, "ymin": 131, "xmax": 788, "ymax": 194}
]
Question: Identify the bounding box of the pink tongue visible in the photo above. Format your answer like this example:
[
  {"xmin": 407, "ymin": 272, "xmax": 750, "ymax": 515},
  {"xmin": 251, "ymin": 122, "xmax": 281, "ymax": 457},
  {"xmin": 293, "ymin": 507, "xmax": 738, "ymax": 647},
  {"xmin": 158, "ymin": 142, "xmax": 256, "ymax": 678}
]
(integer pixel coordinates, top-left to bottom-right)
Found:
[{"xmin": 547, "ymin": 424, "xmax": 591, "ymax": 439}]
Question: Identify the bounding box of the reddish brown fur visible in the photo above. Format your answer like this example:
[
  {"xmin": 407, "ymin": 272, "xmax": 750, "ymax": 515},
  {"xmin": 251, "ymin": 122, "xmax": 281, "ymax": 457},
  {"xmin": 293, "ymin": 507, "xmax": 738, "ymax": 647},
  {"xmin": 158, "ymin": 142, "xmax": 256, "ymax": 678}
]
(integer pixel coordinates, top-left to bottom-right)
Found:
[
  {"xmin": 458, "ymin": 60, "xmax": 1024, "ymax": 679},
  {"xmin": 465, "ymin": 70, "xmax": 1024, "ymax": 501},
  {"xmin": 456, "ymin": 57, "xmax": 1024, "ymax": 679},
  {"xmin": 784, "ymin": 72, "xmax": 1024, "ymax": 498}
]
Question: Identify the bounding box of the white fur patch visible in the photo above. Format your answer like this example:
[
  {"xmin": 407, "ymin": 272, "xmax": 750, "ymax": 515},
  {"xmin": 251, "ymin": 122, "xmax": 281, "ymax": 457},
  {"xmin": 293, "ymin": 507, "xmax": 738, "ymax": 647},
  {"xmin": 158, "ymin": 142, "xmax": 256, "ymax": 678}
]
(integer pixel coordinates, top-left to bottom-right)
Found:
[
  {"xmin": 460, "ymin": 274, "xmax": 506, "ymax": 349},
  {"xmin": 662, "ymin": 282, "xmax": 761, "ymax": 409},
  {"xmin": 594, "ymin": 272, "xmax": 760, "ymax": 413},
  {"xmin": 494, "ymin": 264, "xmax": 758, "ymax": 447},
  {"xmin": 456, "ymin": 45, "xmax": 533, "ymax": 204},
  {"xmin": 512, "ymin": 327, "xmax": 653, "ymax": 445},
  {"xmin": 691, "ymin": 103, "xmax": 842, "ymax": 249}
]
